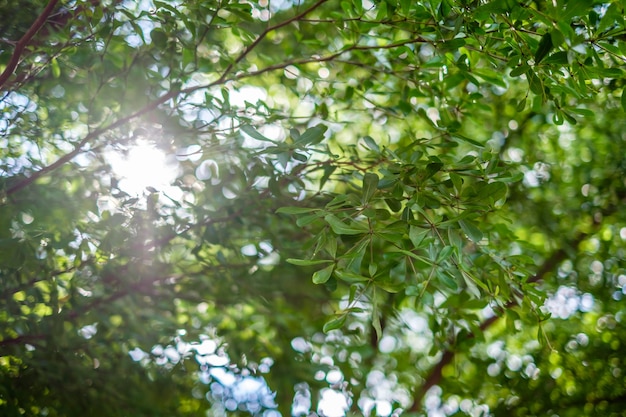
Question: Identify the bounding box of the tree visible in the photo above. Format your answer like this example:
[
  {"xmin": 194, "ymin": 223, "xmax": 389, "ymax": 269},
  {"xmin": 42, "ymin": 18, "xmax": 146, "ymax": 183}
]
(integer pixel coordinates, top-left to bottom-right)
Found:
[{"xmin": 1, "ymin": 0, "xmax": 626, "ymax": 415}]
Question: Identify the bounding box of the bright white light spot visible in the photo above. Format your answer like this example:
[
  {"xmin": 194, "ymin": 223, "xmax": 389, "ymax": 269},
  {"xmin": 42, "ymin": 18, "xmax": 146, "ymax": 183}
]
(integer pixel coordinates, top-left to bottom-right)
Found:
[
  {"xmin": 21, "ymin": 212, "xmax": 34, "ymax": 224},
  {"xmin": 318, "ymin": 389, "xmax": 349, "ymax": 417},
  {"xmin": 210, "ymin": 367, "xmax": 237, "ymax": 386},
  {"xmin": 291, "ymin": 337, "xmax": 311, "ymax": 353},
  {"xmin": 176, "ymin": 144, "xmax": 202, "ymax": 162},
  {"xmin": 196, "ymin": 159, "xmax": 219, "ymax": 181},
  {"xmin": 523, "ymin": 170, "xmax": 539, "ymax": 187},
  {"xmin": 506, "ymin": 354, "xmax": 522, "ymax": 371},
  {"xmin": 576, "ymin": 333, "xmax": 589, "ymax": 346},
  {"xmin": 241, "ymin": 244, "xmax": 258, "ymax": 256},
  {"xmin": 379, "ymin": 335, "xmax": 396, "ymax": 353},
  {"xmin": 318, "ymin": 67, "xmax": 330, "ymax": 79},
  {"xmin": 78, "ymin": 323, "xmax": 98, "ymax": 339},
  {"xmin": 206, "ymin": 354, "xmax": 230, "ymax": 367},
  {"xmin": 164, "ymin": 346, "xmax": 181, "ymax": 363},
  {"xmin": 551, "ymin": 367, "xmax": 563, "ymax": 379},
  {"xmin": 284, "ymin": 65, "xmax": 300, "ymax": 80},
  {"xmin": 375, "ymin": 400, "xmax": 392, "ymax": 416},
  {"xmin": 326, "ymin": 369, "xmax": 343, "ymax": 384},
  {"xmin": 229, "ymin": 86, "xmax": 267, "ymax": 107},
  {"xmin": 505, "ymin": 147, "xmax": 524, "ymax": 163},
  {"xmin": 129, "ymin": 347, "xmax": 148, "ymax": 361},
  {"xmin": 107, "ymin": 141, "xmax": 179, "ymax": 195},
  {"xmin": 426, "ymin": 108, "xmax": 440, "ymax": 124},
  {"xmin": 486, "ymin": 341, "xmax": 504, "ymax": 359},
  {"xmin": 545, "ymin": 286, "xmax": 594, "ymax": 318},
  {"xmin": 487, "ymin": 363, "xmax": 501, "ymax": 376},
  {"xmin": 580, "ymin": 293, "xmax": 594, "ymax": 311},
  {"xmin": 590, "ymin": 260, "xmax": 604, "ymax": 274}
]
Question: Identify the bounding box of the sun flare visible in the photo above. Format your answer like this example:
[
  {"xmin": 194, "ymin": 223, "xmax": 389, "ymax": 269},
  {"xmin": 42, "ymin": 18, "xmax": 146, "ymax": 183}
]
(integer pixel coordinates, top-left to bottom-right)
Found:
[{"xmin": 107, "ymin": 141, "xmax": 179, "ymax": 196}]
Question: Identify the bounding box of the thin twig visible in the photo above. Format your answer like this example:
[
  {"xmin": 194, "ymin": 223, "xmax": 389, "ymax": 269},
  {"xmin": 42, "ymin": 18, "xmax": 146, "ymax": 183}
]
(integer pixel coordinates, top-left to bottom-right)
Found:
[
  {"xmin": 6, "ymin": 0, "xmax": 331, "ymax": 196},
  {"xmin": 0, "ymin": 0, "xmax": 60, "ymax": 89},
  {"xmin": 408, "ymin": 232, "xmax": 587, "ymax": 412}
]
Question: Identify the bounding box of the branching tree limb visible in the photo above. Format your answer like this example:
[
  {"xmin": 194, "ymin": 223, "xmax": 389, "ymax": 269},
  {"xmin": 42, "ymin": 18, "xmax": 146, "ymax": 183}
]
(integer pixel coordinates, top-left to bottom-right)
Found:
[
  {"xmin": 0, "ymin": 0, "xmax": 60, "ymax": 90},
  {"xmin": 5, "ymin": 0, "xmax": 331, "ymax": 196},
  {"xmin": 408, "ymin": 232, "xmax": 588, "ymax": 412}
]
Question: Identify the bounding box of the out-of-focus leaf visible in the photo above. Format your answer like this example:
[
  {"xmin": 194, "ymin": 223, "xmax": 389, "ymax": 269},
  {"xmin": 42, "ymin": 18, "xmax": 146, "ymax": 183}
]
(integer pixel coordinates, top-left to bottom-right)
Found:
[
  {"xmin": 534, "ymin": 33, "xmax": 553, "ymax": 64},
  {"xmin": 286, "ymin": 258, "xmax": 333, "ymax": 266},
  {"xmin": 362, "ymin": 173, "xmax": 379, "ymax": 204},
  {"xmin": 324, "ymin": 214, "xmax": 367, "ymax": 235},
  {"xmin": 312, "ymin": 264, "xmax": 334, "ymax": 284}
]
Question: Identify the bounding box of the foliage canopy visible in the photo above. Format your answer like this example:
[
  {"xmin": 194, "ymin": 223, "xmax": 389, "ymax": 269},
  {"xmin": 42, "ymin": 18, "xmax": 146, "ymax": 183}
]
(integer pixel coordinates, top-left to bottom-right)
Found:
[{"xmin": 1, "ymin": 0, "xmax": 626, "ymax": 416}]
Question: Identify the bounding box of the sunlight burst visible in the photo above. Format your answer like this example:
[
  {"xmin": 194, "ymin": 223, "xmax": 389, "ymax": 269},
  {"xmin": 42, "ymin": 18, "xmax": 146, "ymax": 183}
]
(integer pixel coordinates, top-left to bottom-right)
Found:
[{"xmin": 107, "ymin": 141, "xmax": 179, "ymax": 195}]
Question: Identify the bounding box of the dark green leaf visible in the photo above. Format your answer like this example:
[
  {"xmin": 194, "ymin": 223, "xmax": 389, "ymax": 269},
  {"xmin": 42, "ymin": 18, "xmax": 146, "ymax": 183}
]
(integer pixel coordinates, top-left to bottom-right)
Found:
[
  {"xmin": 312, "ymin": 264, "xmax": 334, "ymax": 284},
  {"xmin": 295, "ymin": 125, "xmax": 327, "ymax": 146},
  {"xmin": 323, "ymin": 315, "xmax": 347, "ymax": 332},
  {"xmin": 362, "ymin": 173, "xmax": 379, "ymax": 204},
  {"xmin": 459, "ymin": 219, "xmax": 483, "ymax": 242},
  {"xmin": 276, "ymin": 206, "xmax": 319, "ymax": 214},
  {"xmin": 534, "ymin": 33, "xmax": 553, "ymax": 65},
  {"xmin": 324, "ymin": 214, "xmax": 367, "ymax": 235},
  {"xmin": 287, "ymin": 258, "xmax": 333, "ymax": 266}
]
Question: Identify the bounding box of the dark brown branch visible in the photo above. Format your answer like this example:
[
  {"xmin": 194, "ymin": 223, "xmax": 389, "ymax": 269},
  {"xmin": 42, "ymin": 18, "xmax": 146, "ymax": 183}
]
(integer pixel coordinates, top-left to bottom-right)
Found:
[
  {"xmin": 0, "ymin": 0, "xmax": 60, "ymax": 89},
  {"xmin": 216, "ymin": 0, "xmax": 330, "ymax": 84},
  {"xmin": 408, "ymin": 232, "xmax": 587, "ymax": 412},
  {"xmin": 6, "ymin": 88, "xmax": 179, "ymax": 196},
  {"xmin": 6, "ymin": 0, "xmax": 331, "ymax": 196},
  {"xmin": 0, "ymin": 334, "xmax": 46, "ymax": 348}
]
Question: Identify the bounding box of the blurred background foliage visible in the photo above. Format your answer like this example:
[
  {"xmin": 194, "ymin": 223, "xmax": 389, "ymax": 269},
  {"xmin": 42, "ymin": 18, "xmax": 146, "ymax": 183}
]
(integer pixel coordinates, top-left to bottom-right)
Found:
[{"xmin": 1, "ymin": 0, "xmax": 626, "ymax": 416}]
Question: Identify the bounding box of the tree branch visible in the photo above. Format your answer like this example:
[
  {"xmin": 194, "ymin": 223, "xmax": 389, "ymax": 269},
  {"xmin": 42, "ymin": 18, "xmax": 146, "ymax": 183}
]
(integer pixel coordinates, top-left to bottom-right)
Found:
[
  {"xmin": 216, "ymin": 0, "xmax": 330, "ymax": 84},
  {"xmin": 0, "ymin": 0, "xmax": 60, "ymax": 89},
  {"xmin": 5, "ymin": 0, "xmax": 330, "ymax": 196},
  {"xmin": 408, "ymin": 232, "xmax": 588, "ymax": 412}
]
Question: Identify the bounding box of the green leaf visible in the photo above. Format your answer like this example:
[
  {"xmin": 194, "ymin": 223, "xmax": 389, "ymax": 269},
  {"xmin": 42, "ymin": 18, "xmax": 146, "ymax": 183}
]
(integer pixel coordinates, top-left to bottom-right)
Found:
[
  {"xmin": 362, "ymin": 173, "xmax": 379, "ymax": 204},
  {"xmin": 324, "ymin": 214, "xmax": 367, "ymax": 235},
  {"xmin": 622, "ymin": 89, "xmax": 626, "ymax": 112},
  {"xmin": 51, "ymin": 58, "xmax": 61, "ymax": 78},
  {"xmin": 409, "ymin": 226, "xmax": 430, "ymax": 249},
  {"xmin": 425, "ymin": 161, "xmax": 443, "ymax": 179},
  {"xmin": 240, "ymin": 125, "xmax": 278, "ymax": 143},
  {"xmin": 362, "ymin": 136, "xmax": 380, "ymax": 152},
  {"xmin": 395, "ymin": 249, "xmax": 432, "ymax": 267},
  {"xmin": 312, "ymin": 264, "xmax": 334, "ymax": 284},
  {"xmin": 334, "ymin": 269, "xmax": 370, "ymax": 283},
  {"xmin": 295, "ymin": 125, "xmax": 327, "ymax": 146},
  {"xmin": 296, "ymin": 213, "xmax": 322, "ymax": 227},
  {"xmin": 319, "ymin": 164, "xmax": 337, "ymax": 190},
  {"xmin": 276, "ymin": 206, "xmax": 319, "ymax": 214},
  {"xmin": 323, "ymin": 315, "xmax": 347, "ymax": 332},
  {"xmin": 286, "ymin": 258, "xmax": 333, "ymax": 266},
  {"xmin": 510, "ymin": 64, "xmax": 531, "ymax": 77},
  {"xmin": 477, "ymin": 182, "xmax": 507, "ymax": 203},
  {"xmin": 461, "ymin": 270, "xmax": 482, "ymax": 298},
  {"xmin": 452, "ymin": 133, "xmax": 484, "ymax": 147},
  {"xmin": 560, "ymin": 0, "xmax": 588, "ymax": 21},
  {"xmin": 437, "ymin": 269, "xmax": 459, "ymax": 291},
  {"xmin": 385, "ymin": 198, "xmax": 402, "ymax": 212},
  {"xmin": 372, "ymin": 298, "xmax": 382, "ymax": 341},
  {"xmin": 436, "ymin": 246, "xmax": 455, "ymax": 264},
  {"xmin": 459, "ymin": 219, "xmax": 483, "ymax": 242},
  {"xmin": 534, "ymin": 32, "xmax": 553, "ymax": 65},
  {"xmin": 150, "ymin": 28, "xmax": 168, "ymax": 48}
]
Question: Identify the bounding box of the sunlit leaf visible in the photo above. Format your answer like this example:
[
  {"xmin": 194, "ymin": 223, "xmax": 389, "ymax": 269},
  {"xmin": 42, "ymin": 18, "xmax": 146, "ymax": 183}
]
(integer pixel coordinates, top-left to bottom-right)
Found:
[{"xmin": 312, "ymin": 264, "xmax": 334, "ymax": 284}]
